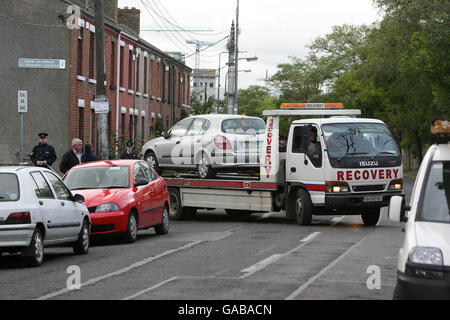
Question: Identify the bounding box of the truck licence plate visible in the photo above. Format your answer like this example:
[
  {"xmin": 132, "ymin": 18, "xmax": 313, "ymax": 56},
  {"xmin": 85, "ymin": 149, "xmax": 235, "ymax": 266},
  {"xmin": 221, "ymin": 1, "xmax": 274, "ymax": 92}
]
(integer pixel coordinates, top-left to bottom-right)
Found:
[{"xmin": 363, "ymin": 195, "xmax": 383, "ymax": 203}]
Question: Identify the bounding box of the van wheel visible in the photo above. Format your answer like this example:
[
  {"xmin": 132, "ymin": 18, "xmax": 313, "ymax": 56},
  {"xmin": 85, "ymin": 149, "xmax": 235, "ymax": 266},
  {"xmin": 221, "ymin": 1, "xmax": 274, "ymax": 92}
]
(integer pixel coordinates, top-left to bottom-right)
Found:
[
  {"xmin": 197, "ymin": 153, "xmax": 215, "ymax": 179},
  {"xmin": 154, "ymin": 206, "xmax": 170, "ymax": 235},
  {"xmin": 361, "ymin": 209, "xmax": 380, "ymax": 226},
  {"xmin": 25, "ymin": 228, "xmax": 44, "ymax": 267},
  {"xmin": 294, "ymin": 188, "xmax": 313, "ymax": 226},
  {"xmin": 73, "ymin": 220, "xmax": 90, "ymax": 254}
]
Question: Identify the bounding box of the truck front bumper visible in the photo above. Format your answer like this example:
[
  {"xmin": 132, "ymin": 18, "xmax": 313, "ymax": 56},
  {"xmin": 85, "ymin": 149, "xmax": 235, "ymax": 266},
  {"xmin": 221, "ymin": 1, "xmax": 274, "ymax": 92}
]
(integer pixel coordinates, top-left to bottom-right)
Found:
[{"xmin": 322, "ymin": 191, "xmax": 403, "ymax": 213}]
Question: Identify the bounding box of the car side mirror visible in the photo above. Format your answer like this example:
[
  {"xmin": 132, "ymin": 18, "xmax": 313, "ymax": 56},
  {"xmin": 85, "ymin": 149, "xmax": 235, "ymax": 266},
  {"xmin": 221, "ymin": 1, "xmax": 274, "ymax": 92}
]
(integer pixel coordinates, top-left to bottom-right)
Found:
[
  {"xmin": 134, "ymin": 178, "xmax": 149, "ymax": 188},
  {"xmin": 73, "ymin": 194, "xmax": 85, "ymax": 203},
  {"xmin": 389, "ymin": 196, "xmax": 408, "ymax": 222},
  {"xmin": 161, "ymin": 131, "xmax": 169, "ymax": 139}
]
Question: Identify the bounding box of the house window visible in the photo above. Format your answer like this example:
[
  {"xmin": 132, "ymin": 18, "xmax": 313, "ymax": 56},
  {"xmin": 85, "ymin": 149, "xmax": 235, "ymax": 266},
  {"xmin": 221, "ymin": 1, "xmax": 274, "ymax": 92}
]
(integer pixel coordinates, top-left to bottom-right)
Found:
[
  {"xmin": 90, "ymin": 109, "xmax": 96, "ymax": 147},
  {"xmin": 121, "ymin": 113, "xmax": 125, "ymax": 137},
  {"xmin": 119, "ymin": 46, "xmax": 124, "ymax": 87},
  {"xmin": 129, "ymin": 114, "xmax": 133, "ymax": 140},
  {"xmin": 77, "ymin": 29, "xmax": 83, "ymax": 75},
  {"xmin": 89, "ymin": 31, "xmax": 95, "ymax": 79},
  {"xmin": 162, "ymin": 64, "xmax": 166, "ymax": 101},
  {"xmin": 78, "ymin": 107, "xmax": 84, "ymax": 141},
  {"xmin": 128, "ymin": 51, "xmax": 133, "ymax": 90},
  {"xmin": 111, "ymin": 40, "xmax": 116, "ymax": 86},
  {"xmin": 136, "ymin": 52, "xmax": 140, "ymax": 92},
  {"xmin": 144, "ymin": 56, "xmax": 148, "ymax": 94}
]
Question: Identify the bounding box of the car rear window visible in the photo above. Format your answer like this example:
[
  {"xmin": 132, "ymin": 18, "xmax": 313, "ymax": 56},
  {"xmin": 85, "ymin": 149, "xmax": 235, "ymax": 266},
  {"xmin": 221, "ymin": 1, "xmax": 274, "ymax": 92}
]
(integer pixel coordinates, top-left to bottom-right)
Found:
[
  {"xmin": 0, "ymin": 173, "xmax": 20, "ymax": 201},
  {"xmin": 221, "ymin": 118, "xmax": 265, "ymax": 135}
]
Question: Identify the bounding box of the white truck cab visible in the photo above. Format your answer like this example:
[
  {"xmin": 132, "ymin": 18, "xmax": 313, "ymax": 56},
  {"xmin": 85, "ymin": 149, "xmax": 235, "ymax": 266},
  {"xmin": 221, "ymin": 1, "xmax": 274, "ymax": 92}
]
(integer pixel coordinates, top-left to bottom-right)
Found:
[
  {"xmin": 389, "ymin": 120, "xmax": 450, "ymax": 299},
  {"xmin": 263, "ymin": 103, "xmax": 403, "ymax": 226}
]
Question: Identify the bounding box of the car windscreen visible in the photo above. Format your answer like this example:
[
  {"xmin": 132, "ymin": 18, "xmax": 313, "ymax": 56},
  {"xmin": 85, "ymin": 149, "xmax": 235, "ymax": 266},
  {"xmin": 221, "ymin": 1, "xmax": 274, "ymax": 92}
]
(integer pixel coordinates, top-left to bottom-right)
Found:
[
  {"xmin": 0, "ymin": 173, "xmax": 20, "ymax": 201},
  {"xmin": 321, "ymin": 123, "xmax": 400, "ymax": 160},
  {"xmin": 418, "ymin": 161, "xmax": 450, "ymax": 223},
  {"xmin": 221, "ymin": 118, "xmax": 266, "ymax": 135},
  {"xmin": 63, "ymin": 166, "xmax": 130, "ymax": 190}
]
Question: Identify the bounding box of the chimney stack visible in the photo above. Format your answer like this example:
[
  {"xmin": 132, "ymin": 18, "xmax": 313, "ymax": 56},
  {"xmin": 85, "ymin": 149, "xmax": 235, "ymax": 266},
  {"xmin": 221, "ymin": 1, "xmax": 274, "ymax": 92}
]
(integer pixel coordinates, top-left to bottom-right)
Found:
[{"xmin": 118, "ymin": 6, "xmax": 141, "ymax": 34}]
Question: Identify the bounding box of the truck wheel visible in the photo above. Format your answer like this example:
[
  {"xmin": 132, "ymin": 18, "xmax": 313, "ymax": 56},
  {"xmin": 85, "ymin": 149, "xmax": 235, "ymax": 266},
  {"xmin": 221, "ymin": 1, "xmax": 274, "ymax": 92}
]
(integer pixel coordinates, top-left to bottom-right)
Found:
[
  {"xmin": 168, "ymin": 188, "xmax": 183, "ymax": 220},
  {"xmin": 295, "ymin": 188, "xmax": 313, "ymax": 226},
  {"xmin": 361, "ymin": 209, "xmax": 380, "ymax": 226}
]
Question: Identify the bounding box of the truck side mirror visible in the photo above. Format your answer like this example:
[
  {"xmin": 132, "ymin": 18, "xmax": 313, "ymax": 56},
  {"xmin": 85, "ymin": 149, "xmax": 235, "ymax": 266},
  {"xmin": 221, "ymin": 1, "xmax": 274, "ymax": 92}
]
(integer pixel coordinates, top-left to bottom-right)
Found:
[{"xmin": 388, "ymin": 196, "xmax": 408, "ymax": 222}]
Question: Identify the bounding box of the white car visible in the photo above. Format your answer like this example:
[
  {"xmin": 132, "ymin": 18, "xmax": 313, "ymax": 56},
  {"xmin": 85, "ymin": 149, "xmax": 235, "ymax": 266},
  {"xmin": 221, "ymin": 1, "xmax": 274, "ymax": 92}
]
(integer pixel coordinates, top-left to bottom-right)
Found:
[
  {"xmin": 389, "ymin": 120, "xmax": 450, "ymax": 299},
  {"xmin": 142, "ymin": 114, "xmax": 266, "ymax": 178},
  {"xmin": 0, "ymin": 166, "xmax": 91, "ymax": 267}
]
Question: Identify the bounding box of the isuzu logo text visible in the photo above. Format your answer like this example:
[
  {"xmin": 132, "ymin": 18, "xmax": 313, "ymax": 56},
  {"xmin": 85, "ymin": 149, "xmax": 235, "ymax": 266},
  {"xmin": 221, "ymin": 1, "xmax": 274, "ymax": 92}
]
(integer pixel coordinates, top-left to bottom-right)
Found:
[{"xmin": 359, "ymin": 161, "xmax": 379, "ymax": 167}]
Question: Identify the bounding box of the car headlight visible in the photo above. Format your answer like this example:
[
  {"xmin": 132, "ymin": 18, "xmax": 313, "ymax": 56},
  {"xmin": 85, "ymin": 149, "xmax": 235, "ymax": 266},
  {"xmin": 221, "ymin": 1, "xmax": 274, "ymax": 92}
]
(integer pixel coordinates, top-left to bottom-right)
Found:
[
  {"xmin": 409, "ymin": 247, "xmax": 443, "ymax": 266},
  {"xmin": 406, "ymin": 247, "xmax": 444, "ymax": 280},
  {"xmin": 95, "ymin": 203, "xmax": 120, "ymax": 213},
  {"xmin": 325, "ymin": 181, "xmax": 350, "ymax": 193}
]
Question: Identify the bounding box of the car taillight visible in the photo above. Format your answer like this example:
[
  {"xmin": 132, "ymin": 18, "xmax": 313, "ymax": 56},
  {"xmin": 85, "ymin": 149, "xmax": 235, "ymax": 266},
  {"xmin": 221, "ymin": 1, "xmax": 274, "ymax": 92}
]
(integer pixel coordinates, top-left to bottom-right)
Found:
[
  {"xmin": 7, "ymin": 212, "xmax": 31, "ymax": 224},
  {"xmin": 214, "ymin": 136, "xmax": 232, "ymax": 150}
]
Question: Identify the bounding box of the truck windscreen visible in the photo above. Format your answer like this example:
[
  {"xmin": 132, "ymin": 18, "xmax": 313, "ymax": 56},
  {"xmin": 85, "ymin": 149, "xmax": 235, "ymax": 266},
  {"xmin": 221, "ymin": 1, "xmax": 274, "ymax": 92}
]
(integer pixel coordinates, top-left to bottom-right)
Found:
[{"xmin": 321, "ymin": 123, "xmax": 400, "ymax": 168}]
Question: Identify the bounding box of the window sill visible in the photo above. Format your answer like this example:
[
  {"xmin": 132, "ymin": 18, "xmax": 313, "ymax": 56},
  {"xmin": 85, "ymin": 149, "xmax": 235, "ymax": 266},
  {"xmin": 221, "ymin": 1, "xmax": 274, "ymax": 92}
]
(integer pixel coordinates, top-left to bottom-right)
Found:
[{"xmin": 76, "ymin": 75, "xmax": 86, "ymax": 82}]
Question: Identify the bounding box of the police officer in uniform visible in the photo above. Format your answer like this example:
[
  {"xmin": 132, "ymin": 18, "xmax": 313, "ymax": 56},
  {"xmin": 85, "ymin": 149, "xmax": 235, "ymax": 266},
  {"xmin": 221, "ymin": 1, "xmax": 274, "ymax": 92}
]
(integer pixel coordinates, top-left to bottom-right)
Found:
[
  {"xmin": 30, "ymin": 133, "xmax": 57, "ymax": 168},
  {"xmin": 120, "ymin": 141, "xmax": 138, "ymax": 159}
]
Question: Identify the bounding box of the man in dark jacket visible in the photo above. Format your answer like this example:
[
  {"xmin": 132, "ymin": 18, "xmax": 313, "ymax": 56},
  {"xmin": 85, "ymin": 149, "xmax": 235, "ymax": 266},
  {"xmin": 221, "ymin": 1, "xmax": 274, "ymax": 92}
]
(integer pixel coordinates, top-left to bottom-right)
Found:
[
  {"xmin": 60, "ymin": 138, "xmax": 83, "ymax": 174},
  {"xmin": 30, "ymin": 133, "xmax": 57, "ymax": 168},
  {"xmin": 120, "ymin": 141, "xmax": 138, "ymax": 159},
  {"xmin": 82, "ymin": 143, "xmax": 99, "ymax": 162}
]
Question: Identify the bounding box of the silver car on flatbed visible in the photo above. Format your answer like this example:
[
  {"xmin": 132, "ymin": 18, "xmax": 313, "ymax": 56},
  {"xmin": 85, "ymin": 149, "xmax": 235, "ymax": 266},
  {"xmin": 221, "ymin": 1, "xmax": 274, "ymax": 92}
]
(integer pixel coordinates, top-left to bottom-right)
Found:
[
  {"xmin": 0, "ymin": 166, "xmax": 91, "ymax": 267},
  {"xmin": 142, "ymin": 114, "xmax": 266, "ymax": 179}
]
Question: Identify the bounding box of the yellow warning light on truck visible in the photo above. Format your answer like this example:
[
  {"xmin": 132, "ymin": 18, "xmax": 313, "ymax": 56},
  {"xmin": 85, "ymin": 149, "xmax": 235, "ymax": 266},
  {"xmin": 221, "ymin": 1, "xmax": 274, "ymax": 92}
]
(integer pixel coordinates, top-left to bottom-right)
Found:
[
  {"xmin": 280, "ymin": 103, "xmax": 344, "ymax": 109},
  {"xmin": 431, "ymin": 120, "xmax": 450, "ymax": 134}
]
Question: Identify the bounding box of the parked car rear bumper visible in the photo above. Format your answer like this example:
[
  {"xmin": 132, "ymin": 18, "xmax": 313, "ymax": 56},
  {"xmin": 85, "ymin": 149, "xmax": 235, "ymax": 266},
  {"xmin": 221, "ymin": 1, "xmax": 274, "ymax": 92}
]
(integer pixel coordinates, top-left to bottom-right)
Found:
[{"xmin": 0, "ymin": 224, "xmax": 35, "ymax": 247}]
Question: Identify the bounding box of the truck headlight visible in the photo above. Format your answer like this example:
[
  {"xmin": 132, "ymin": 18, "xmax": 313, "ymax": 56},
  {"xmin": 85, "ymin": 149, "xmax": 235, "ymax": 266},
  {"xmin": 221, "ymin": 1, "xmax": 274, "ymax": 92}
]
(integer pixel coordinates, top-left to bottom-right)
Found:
[
  {"xmin": 388, "ymin": 179, "xmax": 403, "ymax": 190},
  {"xmin": 325, "ymin": 182, "xmax": 350, "ymax": 193},
  {"xmin": 95, "ymin": 203, "xmax": 120, "ymax": 213}
]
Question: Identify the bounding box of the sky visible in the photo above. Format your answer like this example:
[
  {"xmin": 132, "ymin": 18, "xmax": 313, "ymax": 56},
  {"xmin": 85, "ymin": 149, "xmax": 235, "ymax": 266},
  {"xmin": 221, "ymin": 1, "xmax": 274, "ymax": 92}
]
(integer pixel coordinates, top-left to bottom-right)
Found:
[{"xmin": 118, "ymin": 0, "xmax": 382, "ymax": 97}]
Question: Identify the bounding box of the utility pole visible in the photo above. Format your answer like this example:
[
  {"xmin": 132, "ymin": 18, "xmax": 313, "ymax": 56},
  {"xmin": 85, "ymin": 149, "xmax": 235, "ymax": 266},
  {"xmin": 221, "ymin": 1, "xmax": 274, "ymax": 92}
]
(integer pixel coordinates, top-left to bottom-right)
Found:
[
  {"xmin": 226, "ymin": 21, "xmax": 235, "ymax": 114},
  {"xmin": 234, "ymin": 0, "xmax": 239, "ymax": 115},
  {"xmin": 95, "ymin": 0, "xmax": 108, "ymax": 159}
]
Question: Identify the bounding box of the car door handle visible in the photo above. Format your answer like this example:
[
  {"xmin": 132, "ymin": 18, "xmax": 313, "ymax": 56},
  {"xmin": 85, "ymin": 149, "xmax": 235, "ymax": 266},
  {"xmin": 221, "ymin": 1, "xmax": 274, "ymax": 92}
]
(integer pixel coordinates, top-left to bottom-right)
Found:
[
  {"xmin": 290, "ymin": 167, "xmax": 296, "ymax": 173},
  {"xmin": 39, "ymin": 201, "xmax": 44, "ymax": 206},
  {"xmin": 61, "ymin": 202, "xmax": 65, "ymax": 206},
  {"xmin": 176, "ymin": 140, "xmax": 181, "ymax": 144},
  {"xmin": 150, "ymin": 189, "xmax": 154, "ymax": 193}
]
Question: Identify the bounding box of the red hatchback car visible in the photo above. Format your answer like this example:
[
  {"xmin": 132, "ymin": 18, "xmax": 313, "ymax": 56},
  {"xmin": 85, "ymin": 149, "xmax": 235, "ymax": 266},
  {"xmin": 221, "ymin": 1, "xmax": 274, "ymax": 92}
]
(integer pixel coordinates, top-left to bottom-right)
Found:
[{"xmin": 63, "ymin": 160, "xmax": 169, "ymax": 242}]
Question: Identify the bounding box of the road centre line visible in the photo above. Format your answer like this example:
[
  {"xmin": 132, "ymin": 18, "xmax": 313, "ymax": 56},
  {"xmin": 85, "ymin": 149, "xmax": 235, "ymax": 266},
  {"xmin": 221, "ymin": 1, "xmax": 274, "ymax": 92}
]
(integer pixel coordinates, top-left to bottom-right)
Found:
[
  {"xmin": 285, "ymin": 230, "xmax": 373, "ymax": 300},
  {"xmin": 300, "ymin": 232, "xmax": 321, "ymax": 242},
  {"xmin": 36, "ymin": 228, "xmax": 239, "ymax": 300}
]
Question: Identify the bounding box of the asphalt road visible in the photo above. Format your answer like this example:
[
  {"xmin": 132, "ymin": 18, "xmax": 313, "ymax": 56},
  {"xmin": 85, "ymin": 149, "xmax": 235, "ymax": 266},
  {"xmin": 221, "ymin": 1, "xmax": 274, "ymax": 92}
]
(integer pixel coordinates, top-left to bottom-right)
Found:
[{"xmin": 0, "ymin": 177, "xmax": 414, "ymax": 300}]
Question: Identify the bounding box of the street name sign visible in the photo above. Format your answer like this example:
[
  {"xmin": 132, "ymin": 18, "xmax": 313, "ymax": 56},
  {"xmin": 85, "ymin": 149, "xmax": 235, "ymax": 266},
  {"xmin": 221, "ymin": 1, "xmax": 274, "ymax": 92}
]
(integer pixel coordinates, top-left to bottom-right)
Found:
[{"xmin": 18, "ymin": 58, "xmax": 66, "ymax": 69}]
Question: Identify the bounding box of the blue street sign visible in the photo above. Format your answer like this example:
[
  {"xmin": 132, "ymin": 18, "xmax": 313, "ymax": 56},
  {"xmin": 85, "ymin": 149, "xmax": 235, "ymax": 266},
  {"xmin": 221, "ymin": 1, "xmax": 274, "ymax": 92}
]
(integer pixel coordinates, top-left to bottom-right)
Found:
[{"xmin": 18, "ymin": 58, "xmax": 66, "ymax": 69}]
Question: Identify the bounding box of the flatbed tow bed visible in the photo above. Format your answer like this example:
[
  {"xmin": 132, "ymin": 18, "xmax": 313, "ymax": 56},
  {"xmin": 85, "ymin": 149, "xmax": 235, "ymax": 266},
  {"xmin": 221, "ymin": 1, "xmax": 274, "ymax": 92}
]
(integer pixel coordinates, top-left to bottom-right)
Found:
[{"xmin": 161, "ymin": 103, "xmax": 404, "ymax": 226}]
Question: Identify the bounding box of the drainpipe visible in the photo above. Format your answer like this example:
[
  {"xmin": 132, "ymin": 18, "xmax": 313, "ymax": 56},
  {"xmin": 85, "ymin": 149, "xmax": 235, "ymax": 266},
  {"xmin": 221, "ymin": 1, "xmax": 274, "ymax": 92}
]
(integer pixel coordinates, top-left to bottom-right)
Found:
[{"xmin": 115, "ymin": 31, "xmax": 122, "ymax": 154}]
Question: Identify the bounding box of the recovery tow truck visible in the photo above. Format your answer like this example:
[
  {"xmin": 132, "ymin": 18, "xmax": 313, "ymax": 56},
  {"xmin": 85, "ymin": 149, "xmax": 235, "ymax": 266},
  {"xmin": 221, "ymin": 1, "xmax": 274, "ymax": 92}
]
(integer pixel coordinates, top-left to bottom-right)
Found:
[{"xmin": 164, "ymin": 103, "xmax": 404, "ymax": 226}]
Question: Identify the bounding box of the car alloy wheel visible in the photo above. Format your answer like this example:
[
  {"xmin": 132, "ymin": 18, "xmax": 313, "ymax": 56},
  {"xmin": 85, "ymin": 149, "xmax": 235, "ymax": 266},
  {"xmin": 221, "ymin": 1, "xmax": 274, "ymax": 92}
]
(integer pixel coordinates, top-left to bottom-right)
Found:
[
  {"xmin": 33, "ymin": 231, "xmax": 44, "ymax": 265},
  {"xmin": 155, "ymin": 207, "xmax": 169, "ymax": 235},
  {"xmin": 129, "ymin": 214, "xmax": 137, "ymax": 240}
]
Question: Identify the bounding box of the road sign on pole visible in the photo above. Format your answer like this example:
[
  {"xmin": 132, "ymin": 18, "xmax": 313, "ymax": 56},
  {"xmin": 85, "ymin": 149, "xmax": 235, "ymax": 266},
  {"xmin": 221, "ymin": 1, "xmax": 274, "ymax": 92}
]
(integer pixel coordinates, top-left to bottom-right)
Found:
[
  {"xmin": 17, "ymin": 90, "xmax": 28, "ymax": 163},
  {"xmin": 18, "ymin": 90, "xmax": 28, "ymax": 113}
]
